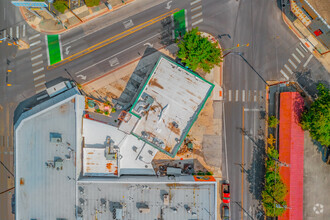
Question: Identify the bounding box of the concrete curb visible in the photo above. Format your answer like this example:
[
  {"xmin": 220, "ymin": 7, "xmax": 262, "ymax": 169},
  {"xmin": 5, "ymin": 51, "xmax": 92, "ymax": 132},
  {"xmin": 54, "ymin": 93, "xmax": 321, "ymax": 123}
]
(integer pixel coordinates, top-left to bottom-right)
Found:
[{"xmin": 20, "ymin": 0, "xmax": 134, "ymax": 35}]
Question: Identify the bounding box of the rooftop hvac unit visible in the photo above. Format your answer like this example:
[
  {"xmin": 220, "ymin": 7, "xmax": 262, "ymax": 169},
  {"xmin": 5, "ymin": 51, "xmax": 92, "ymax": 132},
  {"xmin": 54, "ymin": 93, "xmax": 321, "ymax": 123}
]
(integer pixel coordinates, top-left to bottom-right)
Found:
[
  {"xmin": 138, "ymin": 207, "xmax": 150, "ymax": 213},
  {"xmin": 50, "ymin": 132, "xmax": 62, "ymax": 143}
]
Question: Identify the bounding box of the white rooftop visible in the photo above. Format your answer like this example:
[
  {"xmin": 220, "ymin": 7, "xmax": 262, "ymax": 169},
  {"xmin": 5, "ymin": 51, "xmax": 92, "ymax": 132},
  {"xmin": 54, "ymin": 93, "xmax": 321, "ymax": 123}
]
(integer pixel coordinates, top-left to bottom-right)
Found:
[
  {"xmin": 130, "ymin": 56, "xmax": 213, "ymax": 156},
  {"xmin": 14, "ymin": 92, "xmax": 85, "ymax": 220}
]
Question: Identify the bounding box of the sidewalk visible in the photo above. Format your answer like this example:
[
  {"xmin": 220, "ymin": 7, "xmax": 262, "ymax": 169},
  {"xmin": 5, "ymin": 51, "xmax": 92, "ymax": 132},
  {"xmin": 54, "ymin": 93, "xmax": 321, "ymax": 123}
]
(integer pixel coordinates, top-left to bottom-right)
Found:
[
  {"xmin": 281, "ymin": 2, "xmax": 330, "ymax": 73},
  {"xmin": 20, "ymin": 0, "xmax": 134, "ymax": 34}
]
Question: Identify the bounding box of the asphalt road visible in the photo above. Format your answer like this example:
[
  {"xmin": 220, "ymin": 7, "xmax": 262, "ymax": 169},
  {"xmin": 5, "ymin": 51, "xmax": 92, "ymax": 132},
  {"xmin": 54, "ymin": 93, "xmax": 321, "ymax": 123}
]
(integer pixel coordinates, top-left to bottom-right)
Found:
[{"xmin": 0, "ymin": 0, "xmax": 328, "ymax": 219}]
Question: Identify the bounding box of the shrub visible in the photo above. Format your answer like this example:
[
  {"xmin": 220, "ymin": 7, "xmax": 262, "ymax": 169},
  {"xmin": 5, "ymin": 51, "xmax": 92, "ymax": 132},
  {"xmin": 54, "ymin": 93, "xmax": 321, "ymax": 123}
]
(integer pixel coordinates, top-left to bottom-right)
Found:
[
  {"xmin": 53, "ymin": 0, "xmax": 68, "ymax": 13},
  {"xmin": 111, "ymin": 107, "xmax": 116, "ymax": 113},
  {"xmin": 104, "ymin": 111, "xmax": 109, "ymax": 115},
  {"xmin": 268, "ymin": 116, "xmax": 279, "ymax": 128},
  {"xmin": 85, "ymin": 0, "xmax": 100, "ymax": 7}
]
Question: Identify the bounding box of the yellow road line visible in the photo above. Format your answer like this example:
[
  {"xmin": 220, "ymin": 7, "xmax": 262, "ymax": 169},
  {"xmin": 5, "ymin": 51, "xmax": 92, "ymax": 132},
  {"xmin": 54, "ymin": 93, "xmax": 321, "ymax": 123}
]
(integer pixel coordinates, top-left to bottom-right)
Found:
[
  {"xmin": 241, "ymin": 106, "xmax": 245, "ymax": 220},
  {"xmin": 47, "ymin": 8, "xmax": 179, "ymax": 70}
]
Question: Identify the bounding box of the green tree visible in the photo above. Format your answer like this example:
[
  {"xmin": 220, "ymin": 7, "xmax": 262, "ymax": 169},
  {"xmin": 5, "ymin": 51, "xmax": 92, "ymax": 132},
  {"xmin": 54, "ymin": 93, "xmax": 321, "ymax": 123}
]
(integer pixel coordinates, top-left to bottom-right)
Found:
[
  {"xmin": 85, "ymin": 0, "xmax": 100, "ymax": 7},
  {"xmin": 53, "ymin": 0, "xmax": 68, "ymax": 13},
  {"xmin": 301, "ymin": 84, "xmax": 330, "ymax": 146},
  {"xmin": 262, "ymin": 146, "xmax": 287, "ymax": 217},
  {"xmin": 177, "ymin": 27, "xmax": 222, "ymax": 73},
  {"xmin": 268, "ymin": 116, "xmax": 279, "ymax": 128}
]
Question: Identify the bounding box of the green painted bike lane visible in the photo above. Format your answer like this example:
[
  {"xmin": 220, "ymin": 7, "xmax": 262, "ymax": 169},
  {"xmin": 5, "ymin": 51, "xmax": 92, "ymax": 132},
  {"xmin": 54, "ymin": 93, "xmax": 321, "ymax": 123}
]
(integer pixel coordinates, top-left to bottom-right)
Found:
[
  {"xmin": 173, "ymin": 9, "xmax": 186, "ymax": 39},
  {"xmin": 47, "ymin": 35, "xmax": 62, "ymax": 65}
]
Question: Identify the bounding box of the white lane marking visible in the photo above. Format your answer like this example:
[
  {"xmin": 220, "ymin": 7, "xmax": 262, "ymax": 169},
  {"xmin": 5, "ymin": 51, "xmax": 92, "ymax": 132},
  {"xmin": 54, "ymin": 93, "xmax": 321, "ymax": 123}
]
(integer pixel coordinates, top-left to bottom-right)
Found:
[
  {"xmin": 222, "ymin": 102, "xmax": 229, "ymax": 181},
  {"xmin": 31, "ymin": 47, "xmax": 42, "ymax": 53},
  {"xmin": 36, "ymin": 87, "xmax": 46, "ymax": 94},
  {"xmin": 242, "ymin": 90, "xmax": 245, "ymax": 102},
  {"xmin": 235, "ymin": 90, "xmax": 238, "ymax": 102},
  {"xmin": 31, "ymin": 54, "xmax": 42, "ymax": 61},
  {"xmin": 35, "ymin": 81, "xmax": 46, "ymax": 88},
  {"xmin": 29, "ymin": 33, "xmax": 40, "ymax": 40},
  {"xmin": 16, "ymin": 26, "xmax": 19, "ymax": 38},
  {"xmin": 303, "ymin": 54, "xmax": 313, "ymax": 67},
  {"xmin": 34, "ymin": 74, "xmax": 45, "ymax": 81},
  {"xmin": 299, "ymin": 42, "xmax": 308, "ymax": 53},
  {"xmin": 123, "ymin": 19, "xmax": 134, "ymax": 29},
  {"xmin": 191, "ymin": 0, "xmax": 201, "ymax": 5},
  {"xmin": 191, "ymin": 12, "xmax": 202, "ymax": 19},
  {"xmin": 32, "ymin": 60, "xmax": 43, "ymax": 67},
  {"xmin": 288, "ymin": 58, "xmax": 297, "ymax": 69},
  {"xmin": 33, "ymin": 67, "xmax": 44, "ymax": 74},
  {"xmin": 22, "ymin": 24, "xmax": 26, "ymax": 37},
  {"xmin": 228, "ymin": 90, "xmax": 232, "ymax": 102},
  {"xmin": 192, "ymin": 18, "xmax": 203, "ymax": 26},
  {"xmin": 58, "ymin": 34, "xmax": 63, "ymax": 60},
  {"xmin": 30, "ymin": 40, "xmax": 41, "ymax": 47},
  {"xmin": 296, "ymin": 48, "xmax": 305, "ymax": 58},
  {"xmin": 74, "ymin": 32, "xmax": 161, "ymax": 75},
  {"xmin": 191, "ymin": 5, "xmax": 202, "ymax": 12},
  {"xmin": 280, "ymin": 69, "xmax": 289, "ymax": 80},
  {"xmin": 292, "ymin": 53, "xmax": 301, "ymax": 63},
  {"xmin": 9, "ymin": 27, "xmax": 12, "ymax": 38},
  {"xmin": 254, "ymin": 90, "xmax": 257, "ymax": 102},
  {"xmin": 65, "ymin": 46, "xmax": 71, "ymax": 55},
  {"xmin": 244, "ymin": 108, "xmax": 263, "ymax": 112},
  {"xmin": 284, "ymin": 64, "xmax": 293, "ymax": 74}
]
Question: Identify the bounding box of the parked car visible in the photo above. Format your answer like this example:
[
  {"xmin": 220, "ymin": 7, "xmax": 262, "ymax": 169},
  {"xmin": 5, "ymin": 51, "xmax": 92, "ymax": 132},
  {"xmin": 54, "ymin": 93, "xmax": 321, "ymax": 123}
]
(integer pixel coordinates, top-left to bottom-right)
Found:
[
  {"xmin": 221, "ymin": 205, "xmax": 230, "ymax": 219},
  {"xmin": 222, "ymin": 182, "xmax": 230, "ymax": 203}
]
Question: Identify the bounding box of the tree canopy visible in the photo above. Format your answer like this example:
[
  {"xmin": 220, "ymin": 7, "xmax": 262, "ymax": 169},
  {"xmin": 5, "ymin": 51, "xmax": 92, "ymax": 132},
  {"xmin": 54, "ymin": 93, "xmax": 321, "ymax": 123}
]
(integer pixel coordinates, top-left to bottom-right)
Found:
[
  {"xmin": 53, "ymin": 0, "xmax": 68, "ymax": 14},
  {"xmin": 301, "ymin": 84, "xmax": 330, "ymax": 146},
  {"xmin": 85, "ymin": 0, "xmax": 100, "ymax": 7},
  {"xmin": 177, "ymin": 27, "xmax": 222, "ymax": 73}
]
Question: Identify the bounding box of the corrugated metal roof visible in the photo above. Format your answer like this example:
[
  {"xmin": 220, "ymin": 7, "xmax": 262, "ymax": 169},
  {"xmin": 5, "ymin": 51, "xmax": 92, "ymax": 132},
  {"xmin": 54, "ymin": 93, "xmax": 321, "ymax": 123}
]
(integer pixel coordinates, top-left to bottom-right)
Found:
[{"xmin": 278, "ymin": 92, "xmax": 305, "ymax": 220}]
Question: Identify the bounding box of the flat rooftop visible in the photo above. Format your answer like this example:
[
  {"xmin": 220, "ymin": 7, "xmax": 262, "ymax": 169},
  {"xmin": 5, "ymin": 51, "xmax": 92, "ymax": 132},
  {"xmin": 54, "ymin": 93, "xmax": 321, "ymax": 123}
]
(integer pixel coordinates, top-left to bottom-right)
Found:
[
  {"xmin": 130, "ymin": 56, "xmax": 214, "ymax": 157},
  {"xmin": 77, "ymin": 178, "xmax": 216, "ymax": 220},
  {"xmin": 14, "ymin": 91, "xmax": 84, "ymax": 220}
]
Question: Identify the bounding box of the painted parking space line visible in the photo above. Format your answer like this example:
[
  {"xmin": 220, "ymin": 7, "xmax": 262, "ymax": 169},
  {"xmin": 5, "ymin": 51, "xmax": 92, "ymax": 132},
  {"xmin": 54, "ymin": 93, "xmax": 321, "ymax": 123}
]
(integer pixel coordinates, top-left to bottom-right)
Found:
[
  {"xmin": 292, "ymin": 53, "xmax": 301, "ymax": 63},
  {"xmin": 191, "ymin": 0, "xmax": 201, "ymax": 5},
  {"xmin": 280, "ymin": 69, "xmax": 289, "ymax": 80},
  {"xmin": 31, "ymin": 54, "xmax": 42, "ymax": 61},
  {"xmin": 288, "ymin": 59, "xmax": 297, "ymax": 69},
  {"xmin": 34, "ymin": 74, "xmax": 45, "ymax": 81},
  {"xmin": 284, "ymin": 64, "xmax": 293, "ymax": 74},
  {"xmin": 303, "ymin": 54, "xmax": 313, "ymax": 68},
  {"xmin": 191, "ymin": 5, "xmax": 202, "ymax": 12},
  {"xmin": 192, "ymin": 18, "xmax": 203, "ymax": 26},
  {"xmin": 296, "ymin": 48, "xmax": 305, "ymax": 58},
  {"xmin": 35, "ymin": 81, "xmax": 46, "ymax": 88},
  {"xmin": 191, "ymin": 12, "xmax": 202, "ymax": 19},
  {"xmin": 33, "ymin": 67, "xmax": 44, "ymax": 74},
  {"xmin": 32, "ymin": 60, "xmax": 43, "ymax": 67},
  {"xmin": 29, "ymin": 33, "xmax": 40, "ymax": 40},
  {"xmin": 30, "ymin": 40, "xmax": 41, "ymax": 47}
]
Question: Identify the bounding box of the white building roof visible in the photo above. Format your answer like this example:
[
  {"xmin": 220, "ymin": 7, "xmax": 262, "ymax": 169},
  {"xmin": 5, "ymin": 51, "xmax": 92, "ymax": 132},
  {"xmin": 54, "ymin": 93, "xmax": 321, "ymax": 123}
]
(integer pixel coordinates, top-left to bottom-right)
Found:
[
  {"xmin": 14, "ymin": 92, "xmax": 85, "ymax": 220},
  {"xmin": 130, "ymin": 56, "xmax": 214, "ymax": 156}
]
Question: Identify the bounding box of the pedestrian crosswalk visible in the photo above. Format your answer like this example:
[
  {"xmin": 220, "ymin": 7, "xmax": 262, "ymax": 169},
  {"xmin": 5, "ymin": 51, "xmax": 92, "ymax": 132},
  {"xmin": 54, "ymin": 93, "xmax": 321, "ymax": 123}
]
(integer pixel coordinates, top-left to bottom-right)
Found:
[
  {"xmin": 279, "ymin": 44, "xmax": 309, "ymax": 80},
  {"xmin": 0, "ymin": 24, "xmax": 26, "ymax": 40},
  {"xmin": 29, "ymin": 33, "xmax": 47, "ymax": 94},
  {"xmin": 226, "ymin": 89, "xmax": 265, "ymax": 103},
  {"xmin": 190, "ymin": 0, "xmax": 203, "ymax": 27}
]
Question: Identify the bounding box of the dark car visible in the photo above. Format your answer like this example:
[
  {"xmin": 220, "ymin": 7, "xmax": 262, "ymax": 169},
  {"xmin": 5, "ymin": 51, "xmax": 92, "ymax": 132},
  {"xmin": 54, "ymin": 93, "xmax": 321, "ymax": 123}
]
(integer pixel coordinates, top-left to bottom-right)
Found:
[{"xmin": 222, "ymin": 205, "xmax": 230, "ymax": 219}]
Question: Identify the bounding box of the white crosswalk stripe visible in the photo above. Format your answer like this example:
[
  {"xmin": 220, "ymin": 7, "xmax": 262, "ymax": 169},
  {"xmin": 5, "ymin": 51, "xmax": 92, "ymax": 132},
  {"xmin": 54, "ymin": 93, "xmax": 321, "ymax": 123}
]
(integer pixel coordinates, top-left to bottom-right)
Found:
[
  {"xmin": 30, "ymin": 40, "xmax": 41, "ymax": 47},
  {"xmin": 280, "ymin": 69, "xmax": 289, "ymax": 80},
  {"xmin": 9, "ymin": 27, "xmax": 12, "ymax": 38},
  {"xmin": 35, "ymin": 81, "xmax": 46, "ymax": 88},
  {"xmin": 34, "ymin": 74, "xmax": 45, "ymax": 81},
  {"xmin": 32, "ymin": 60, "xmax": 43, "ymax": 67},
  {"xmin": 296, "ymin": 48, "xmax": 305, "ymax": 58},
  {"xmin": 33, "ymin": 67, "xmax": 44, "ymax": 74},
  {"xmin": 3, "ymin": 30, "xmax": 6, "ymax": 40},
  {"xmin": 292, "ymin": 53, "xmax": 301, "ymax": 63},
  {"xmin": 191, "ymin": 5, "xmax": 202, "ymax": 12},
  {"xmin": 192, "ymin": 19, "xmax": 203, "ymax": 26},
  {"xmin": 235, "ymin": 90, "xmax": 239, "ymax": 102},
  {"xmin": 248, "ymin": 90, "xmax": 251, "ymax": 102},
  {"xmin": 284, "ymin": 64, "xmax": 293, "ymax": 74},
  {"xmin": 22, "ymin": 24, "xmax": 26, "ymax": 37},
  {"xmin": 242, "ymin": 90, "xmax": 245, "ymax": 102},
  {"xmin": 29, "ymin": 33, "xmax": 40, "ymax": 40},
  {"xmin": 228, "ymin": 90, "xmax": 232, "ymax": 102},
  {"xmin": 303, "ymin": 54, "xmax": 313, "ymax": 67},
  {"xmin": 31, "ymin": 47, "xmax": 42, "ymax": 54},
  {"xmin": 31, "ymin": 54, "xmax": 42, "ymax": 61},
  {"xmin": 16, "ymin": 26, "xmax": 19, "ymax": 38},
  {"xmin": 288, "ymin": 59, "xmax": 297, "ymax": 69},
  {"xmin": 299, "ymin": 42, "xmax": 308, "ymax": 53},
  {"xmin": 191, "ymin": 0, "xmax": 201, "ymax": 5},
  {"xmin": 254, "ymin": 90, "xmax": 257, "ymax": 102},
  {"xmin": 192, "ymin": 12, "xmax": 202, "ymax": 19},
  {"xmin": 36, "ymin": 87, "xmax": 46, "ymax": 94}
]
